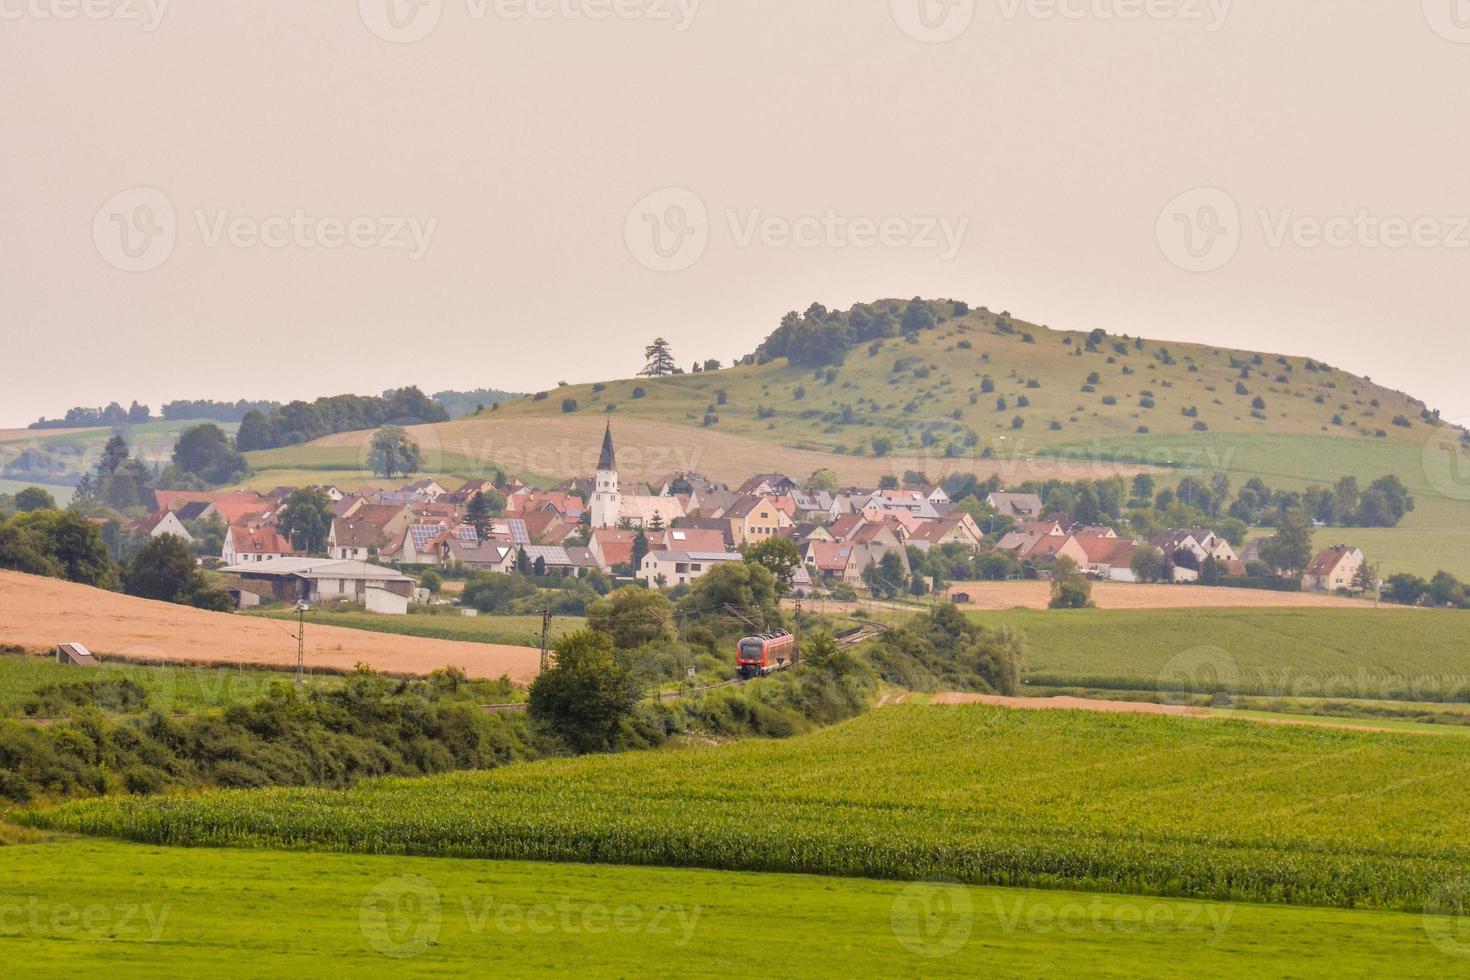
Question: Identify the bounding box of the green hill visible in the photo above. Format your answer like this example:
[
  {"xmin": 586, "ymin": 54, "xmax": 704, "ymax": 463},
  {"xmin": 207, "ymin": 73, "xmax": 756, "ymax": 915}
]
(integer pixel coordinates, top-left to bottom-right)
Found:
[{"xmin": 490, "ymin": 299, "xmax": 1450, "ymax": 458}]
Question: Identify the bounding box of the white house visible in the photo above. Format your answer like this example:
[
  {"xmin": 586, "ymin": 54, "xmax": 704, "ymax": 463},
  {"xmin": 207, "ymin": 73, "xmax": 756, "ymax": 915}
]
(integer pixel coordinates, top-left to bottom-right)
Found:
[
  {"xmin": 132, "ymin": 510, "xmax": 193, "ymax": 544},
  {"xmin": 638, "ymin": 550, "xmax": 744, "ymax": 588},
  {"xmin": 222, "ymin": 526, "xmax": 295, "ymax": 565}
]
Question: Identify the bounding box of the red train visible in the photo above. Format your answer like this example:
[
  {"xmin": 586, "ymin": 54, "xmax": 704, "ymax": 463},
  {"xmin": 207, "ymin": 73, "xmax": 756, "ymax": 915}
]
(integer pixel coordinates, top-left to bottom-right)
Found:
[{"xmin": 736, "ymin": 630, "xmax": 795, "ymax": 679}]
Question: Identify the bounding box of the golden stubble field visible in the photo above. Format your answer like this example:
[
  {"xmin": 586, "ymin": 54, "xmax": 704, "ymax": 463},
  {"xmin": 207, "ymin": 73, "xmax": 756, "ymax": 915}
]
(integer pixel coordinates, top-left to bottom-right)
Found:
[
  {"xmin": 0, "ymin": 570, "xmax": 540, "ymax": 682},
  {"xmin": 313, "ymin": 414, "xmax": 1158, "ymax": 487}
]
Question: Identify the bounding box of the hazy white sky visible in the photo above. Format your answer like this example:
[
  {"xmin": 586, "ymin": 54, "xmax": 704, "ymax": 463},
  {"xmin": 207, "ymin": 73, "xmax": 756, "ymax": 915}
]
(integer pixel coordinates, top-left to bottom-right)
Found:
[{"xmin": 3, "ymin": 1, "xmax": 1468, "ymax": 428}]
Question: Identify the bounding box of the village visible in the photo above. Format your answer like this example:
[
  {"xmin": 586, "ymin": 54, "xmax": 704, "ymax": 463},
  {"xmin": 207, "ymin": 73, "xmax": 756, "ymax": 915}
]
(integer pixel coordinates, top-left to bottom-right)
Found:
[{"xmin": 119, "ymin": 423, "xmax": 1373, "ymax": 616}]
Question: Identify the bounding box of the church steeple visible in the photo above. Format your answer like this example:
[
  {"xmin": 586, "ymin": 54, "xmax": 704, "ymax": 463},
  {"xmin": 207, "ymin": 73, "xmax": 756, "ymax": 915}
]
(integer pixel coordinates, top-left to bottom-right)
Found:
[
  {"xmin": 597, "ymin": 422, "xmax": 617, "ymax": 473},
  {"xmin": 590, "ymin": 423, "xmax": 622, "ymax": 528}
]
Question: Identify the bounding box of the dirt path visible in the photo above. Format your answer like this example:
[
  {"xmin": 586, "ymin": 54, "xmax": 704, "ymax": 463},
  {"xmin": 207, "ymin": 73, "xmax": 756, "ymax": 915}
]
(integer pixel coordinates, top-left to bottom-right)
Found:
[
  {"xmin": 927, "ymin": 692, "xmax": 1449, "ymax": 735},
  {"xmin": 0, "ymin": 570, "xmax": 541, "ymax": 683}
]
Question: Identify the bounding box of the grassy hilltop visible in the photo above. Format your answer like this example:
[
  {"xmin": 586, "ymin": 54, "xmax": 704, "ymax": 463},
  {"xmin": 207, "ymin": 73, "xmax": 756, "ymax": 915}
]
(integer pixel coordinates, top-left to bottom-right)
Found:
[{"xmin": 487, "ymin": 300, "xmax": 1445, "ymax": 455}]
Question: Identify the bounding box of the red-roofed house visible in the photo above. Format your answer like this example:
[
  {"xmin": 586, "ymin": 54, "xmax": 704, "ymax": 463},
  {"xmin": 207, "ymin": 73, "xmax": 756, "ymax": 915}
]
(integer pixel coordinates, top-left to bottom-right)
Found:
[
  {"xmin": 222, "ymin": 526, "xmax": 295, "ymax": 564},
  {"xmin": 1302, "ymin": 546, "xmax": 1364, "ymax": 593}
]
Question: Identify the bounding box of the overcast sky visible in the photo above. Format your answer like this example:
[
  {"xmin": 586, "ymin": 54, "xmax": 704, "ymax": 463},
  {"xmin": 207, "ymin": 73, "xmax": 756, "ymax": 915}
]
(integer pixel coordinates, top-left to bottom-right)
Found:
[{"xmin": 3, "ymin": 1, "xmax": 1468, "ymax": 429}]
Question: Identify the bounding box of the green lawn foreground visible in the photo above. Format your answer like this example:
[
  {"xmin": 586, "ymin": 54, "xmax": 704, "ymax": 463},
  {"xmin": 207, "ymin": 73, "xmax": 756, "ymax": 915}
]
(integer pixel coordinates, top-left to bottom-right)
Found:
[{"xmin": 0, "ymin": 838, "xmax": 1463, "ymax": 977}]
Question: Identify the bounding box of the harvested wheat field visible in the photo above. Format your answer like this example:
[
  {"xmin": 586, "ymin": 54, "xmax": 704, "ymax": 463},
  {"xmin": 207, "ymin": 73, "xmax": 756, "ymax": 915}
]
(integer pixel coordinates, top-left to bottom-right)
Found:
[
  {"xmin": 944, "ymin": 581, "xmax": 1375, "ymax": 610},
  {"xmin": 0, "ymin": 570, "xmax": 540, "ymax": 682},
  {"xmin": 311, "ymin": 415, "xmax": 1155, "ymax": 487}
]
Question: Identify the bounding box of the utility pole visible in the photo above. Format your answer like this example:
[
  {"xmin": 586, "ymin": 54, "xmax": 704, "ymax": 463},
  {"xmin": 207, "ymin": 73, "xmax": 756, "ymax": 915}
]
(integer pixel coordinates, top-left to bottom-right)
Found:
[
  {"xmin": 539, "ymin": 605, "xmax": 552, "ymax": 673},
  {"xmin": 295, "ymin": 600, "xmax": 307, "ymax": 691},
  {"xmin": 792, "ymin": 598, "xmax": 802, "ymax": 666}
]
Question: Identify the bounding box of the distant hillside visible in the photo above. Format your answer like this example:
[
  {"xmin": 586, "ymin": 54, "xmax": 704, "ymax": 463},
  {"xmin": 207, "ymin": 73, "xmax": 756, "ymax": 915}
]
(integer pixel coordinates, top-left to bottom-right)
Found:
[{"xmin": 486, "ymin": 299, "xmax": 1452, "ymax": 459}]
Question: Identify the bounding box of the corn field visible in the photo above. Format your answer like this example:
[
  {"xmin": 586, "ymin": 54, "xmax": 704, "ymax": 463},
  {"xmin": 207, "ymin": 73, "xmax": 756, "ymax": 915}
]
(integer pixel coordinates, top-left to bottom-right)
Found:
[{"xmin": 26, "ymin": 705, "xmax": 1470, "ymax": 912}]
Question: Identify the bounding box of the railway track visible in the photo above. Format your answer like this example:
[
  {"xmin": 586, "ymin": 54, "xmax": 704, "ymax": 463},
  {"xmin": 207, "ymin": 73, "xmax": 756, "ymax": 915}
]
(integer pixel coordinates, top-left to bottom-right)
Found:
[{"xmin": 482, "ymin": 619, "xmax": 889, "ymax": 713}]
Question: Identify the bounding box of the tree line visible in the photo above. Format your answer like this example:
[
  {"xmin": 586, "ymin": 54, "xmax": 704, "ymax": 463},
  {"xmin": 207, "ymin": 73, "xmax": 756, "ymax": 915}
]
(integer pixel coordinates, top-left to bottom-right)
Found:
[{"xmin": 235, "ymin": 387, "xmax": 448, "ymax": 451}]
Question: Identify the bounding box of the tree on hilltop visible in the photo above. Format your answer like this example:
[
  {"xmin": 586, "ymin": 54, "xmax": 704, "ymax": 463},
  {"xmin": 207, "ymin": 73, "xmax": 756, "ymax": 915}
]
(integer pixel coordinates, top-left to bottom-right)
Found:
[{"xmin": 640, "ymin": 338, "xmax": 676, "ymax": 378}]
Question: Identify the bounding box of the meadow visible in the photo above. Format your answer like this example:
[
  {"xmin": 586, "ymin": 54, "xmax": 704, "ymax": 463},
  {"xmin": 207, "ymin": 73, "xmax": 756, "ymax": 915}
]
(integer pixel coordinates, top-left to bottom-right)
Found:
[
  {"xmin": 29, "ymin": 704, "xmax": 1470, "ymax": 913},
  {"xmin": 2, "ymin": 838, "xmax": 1455, "ymax": 977},
  {"xmin": 965, "ymin": 607, "xmax": 1470, "ymax": 702}
]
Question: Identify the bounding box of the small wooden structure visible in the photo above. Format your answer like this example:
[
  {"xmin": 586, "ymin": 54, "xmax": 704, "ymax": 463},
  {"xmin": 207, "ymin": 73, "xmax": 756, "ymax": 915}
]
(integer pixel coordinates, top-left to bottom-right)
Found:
[{"xmin": 55, "ymin": 643, "xmax": 99, "ymax": 667}]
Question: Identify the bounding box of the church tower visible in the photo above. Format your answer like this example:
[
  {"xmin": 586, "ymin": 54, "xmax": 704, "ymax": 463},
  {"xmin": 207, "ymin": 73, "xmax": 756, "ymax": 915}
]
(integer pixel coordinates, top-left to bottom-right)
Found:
[{"xmin": 590, "ymin": 422, "xmax": 621, "ymax": 528}]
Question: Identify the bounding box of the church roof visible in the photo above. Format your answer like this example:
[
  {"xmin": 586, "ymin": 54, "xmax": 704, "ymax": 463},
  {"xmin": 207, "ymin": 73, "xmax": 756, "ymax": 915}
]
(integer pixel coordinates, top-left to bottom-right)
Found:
[{"xmin": 598, "ymin": 423, "xmax": 617, "ymax": 471}]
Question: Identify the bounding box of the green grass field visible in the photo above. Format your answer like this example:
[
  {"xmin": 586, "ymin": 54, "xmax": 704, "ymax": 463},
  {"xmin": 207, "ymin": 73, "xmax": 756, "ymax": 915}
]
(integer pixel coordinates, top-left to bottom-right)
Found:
[
  {"xmin": 0, "ymin": 652, "xmax": 334, "ymax": 718},
  {"xmin": 29, "ymin": 705, "xmax": 1470, "ymax": 912},
  {"xmin": 244, "ymin": 610, "xmax": 584, "ymax": 649},
  {"xmin": 964, "ymin": 607, "xmax": 1470, "ymax": 702},
  {"xmin": 3, "ymin": 838, "xmax": 1458, "ymax": 976}
]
